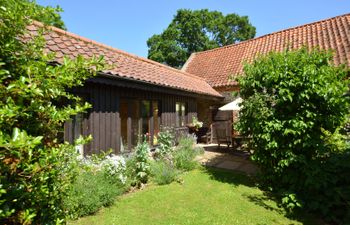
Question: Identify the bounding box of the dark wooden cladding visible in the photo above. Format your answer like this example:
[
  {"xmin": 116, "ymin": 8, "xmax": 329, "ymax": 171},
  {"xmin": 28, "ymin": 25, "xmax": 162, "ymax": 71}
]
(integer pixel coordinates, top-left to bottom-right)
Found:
[{"xmin": 66, "ymin": 77, "xmax": 204, "ymax": 155}]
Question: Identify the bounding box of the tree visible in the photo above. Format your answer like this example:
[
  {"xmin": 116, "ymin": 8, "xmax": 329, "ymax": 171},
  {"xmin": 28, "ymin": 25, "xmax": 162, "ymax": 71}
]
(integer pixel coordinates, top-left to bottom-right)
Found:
[
  {"xmin": 0, "ymin": 0, "xmax": 103, "ymax": 223},
  {"xmin": 236, "ymin": 47, "xmax": 350, "ymax": 222},
  {"xmin": 33, "ymin": 3, "xmax": 67, "ymax": 30},
  {"xmin": 147, "ymin": 9, "xmax": 256, "ymax": 68}
]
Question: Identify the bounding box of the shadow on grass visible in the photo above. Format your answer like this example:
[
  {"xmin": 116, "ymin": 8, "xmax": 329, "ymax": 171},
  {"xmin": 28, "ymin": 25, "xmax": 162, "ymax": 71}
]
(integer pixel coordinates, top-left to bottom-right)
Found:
[
  {"xmin": 202, "ymin": 166, "xmax": 256, "ymax": 187},
  {"xmin": 202, "ymin": 166, "xmax": 320, "ymax": 225},
  {"xmin": 243, "ymin": 192, "xmax": 285, "ymax": 214},
  {"xmin": 203, "ymin": 167, "xmax": 278, "ymax": 212}
]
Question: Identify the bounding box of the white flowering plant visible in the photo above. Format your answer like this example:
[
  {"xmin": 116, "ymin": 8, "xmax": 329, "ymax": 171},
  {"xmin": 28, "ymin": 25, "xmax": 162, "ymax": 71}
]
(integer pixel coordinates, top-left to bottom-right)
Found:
[
  {"xmin": 192, "ymin": 116, "xmax": 203, "ymax": 131},
  {"xmin": 101, "ymin": 155, "xmax": 127, "ymax": 184},
  {"xmin": 79, "ymin": 153, "xmax": 127, "ymax": 184}
]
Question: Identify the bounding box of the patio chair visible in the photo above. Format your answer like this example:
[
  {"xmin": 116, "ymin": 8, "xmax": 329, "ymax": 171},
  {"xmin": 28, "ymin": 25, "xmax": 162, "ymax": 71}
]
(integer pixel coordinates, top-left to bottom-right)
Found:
[
  {"xmin": 215, "ymin": 128, "xmax": 231, "ymax": 149},
  {"xmin": 196, "ymin": 127, "xmax": 211, "ymax": 144},
  {"xmin": 212, "ymin": 121, "xmax": 232, "ymax": 149}
]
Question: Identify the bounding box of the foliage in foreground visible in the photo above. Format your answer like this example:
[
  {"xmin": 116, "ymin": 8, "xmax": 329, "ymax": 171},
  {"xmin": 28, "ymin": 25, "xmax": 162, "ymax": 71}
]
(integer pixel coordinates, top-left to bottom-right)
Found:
[
  {"xmin": 147, "ymin": 9, "xmax": 256, "ymax": 68},
  {"xmin": 236, "ymin": 47, "xmax": 350, "ymax": 223},
  {"xmin": 0, "ymin": 0, "xmax": 103, "ymax": 224},
  {"xmin": 32, "ymin": 0, "xmax": 67, "ymax": 30}
]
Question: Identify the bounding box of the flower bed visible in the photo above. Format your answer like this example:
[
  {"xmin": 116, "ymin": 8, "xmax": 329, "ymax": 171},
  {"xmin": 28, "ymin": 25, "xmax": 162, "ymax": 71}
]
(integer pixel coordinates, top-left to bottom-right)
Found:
[{"xmin": 67, "ymin": 132, "xmax": 203, "ymax": 220}]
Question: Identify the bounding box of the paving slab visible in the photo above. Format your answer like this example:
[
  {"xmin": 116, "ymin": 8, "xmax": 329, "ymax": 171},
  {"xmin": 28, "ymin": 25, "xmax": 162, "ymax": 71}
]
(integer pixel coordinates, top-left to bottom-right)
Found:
[
  {"xmin": 196, "ymin": 144, "xmax": 258, "ymax": 175},
  {"xmin": 216, "ymin": 160, "xmax": 243, "ymax": 170}
]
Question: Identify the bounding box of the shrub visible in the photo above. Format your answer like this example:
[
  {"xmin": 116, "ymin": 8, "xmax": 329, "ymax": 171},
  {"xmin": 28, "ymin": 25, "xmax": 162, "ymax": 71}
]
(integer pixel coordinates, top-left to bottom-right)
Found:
[
  {"xmin": 173, "ymin": 136, "xmax": 203, "ymax": 171},
  {"xmin": 124, "ymin": 155, "xmax": 138, "ymax": 187},
  {"xmin": 64, "ymin": 170, "xmax": 124, "ymax": 219},
  {"xmin": 134, "ymin": 140, "xmax": 151, "ymax": 185},
  {"xmin": 236, "ymin": 47, "xmax": 350, "ymax": 223},
  {"xmin": 0, "ymin": 1, "xmax": 103, "ymax": 224},
  {"xmin": 191, "ymin": 116, "xmax": 203, "ymax": 130},
  {"xmin": 64, "ymin": 153, "xmax": 127, "ymax": 219},
  {"xmin": 155, "ymin": 130, "xmax": 174, "ymax": 159},
  {"xmin": 150, "ymin": 161, "xmax": 178, "ymax": 185},
  {"xmin": 100, "ymin": 154, "xmax": 127, "ymax": 184},
  {"xmin": 81, "ymin": 153, "xmax": 127, "ymax": 184}
]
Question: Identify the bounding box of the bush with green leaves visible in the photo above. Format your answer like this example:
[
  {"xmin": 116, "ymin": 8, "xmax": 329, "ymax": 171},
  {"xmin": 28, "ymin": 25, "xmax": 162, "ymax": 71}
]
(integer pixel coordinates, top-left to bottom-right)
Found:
[
  {"xmin": 124, "ymin": 155, "xmax": 138, "ymax": 187},
  {"xmin": 236, "ymin": 47, "xmax": 350, "ymax": 222},
  {"xmin": 63, "ymin": 170, "xmax": 125, "ymax": 219},
  {"xmin": 133, "ymin": 140, "xmax": 151, "ymax": 185},
  {"xmin": 81, "ymin": 153, "xmax": 127, "ymax": 185},
  {"xmin": 0, "ymin": 0, "xmax": 103, "ymax": 224},
  {"xmin": 150, "ymin": 160, "xmax": 178, "ymax": 185},
  {"xmin": 173, "ymin": 136, "xmax": 203, "ymax": 171},
  {"xmin": 155, "ymin": 130, "xmax": 174, "ymax": 159},
  {"xmin": 63, "ymin": 157, "xmax": 127, "ymax": 219}
]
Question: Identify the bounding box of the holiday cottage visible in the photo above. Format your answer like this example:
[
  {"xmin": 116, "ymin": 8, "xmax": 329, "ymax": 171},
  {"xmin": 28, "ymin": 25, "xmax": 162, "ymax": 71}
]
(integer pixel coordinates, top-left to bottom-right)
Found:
[{"xmin": 30, "ymin": 13, "xmax": 350, "ymax": 155}]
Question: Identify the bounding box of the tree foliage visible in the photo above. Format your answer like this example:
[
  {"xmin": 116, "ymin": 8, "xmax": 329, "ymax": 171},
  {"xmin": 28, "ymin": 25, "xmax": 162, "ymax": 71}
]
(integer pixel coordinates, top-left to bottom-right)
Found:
[
  {"xmin": 147, "ymin": 9, "xmax": 256, "ymax": 68},
  {"xmin": 236, "ymin": 47, "xmax": 350, "ymax": 223},
  {"xmin": 33, "ymin": 3, "xmax": 66, "ymax": 30},
  {"xmin": 0, "ymin": 0, "xmax": 103, "ymax": 223}
]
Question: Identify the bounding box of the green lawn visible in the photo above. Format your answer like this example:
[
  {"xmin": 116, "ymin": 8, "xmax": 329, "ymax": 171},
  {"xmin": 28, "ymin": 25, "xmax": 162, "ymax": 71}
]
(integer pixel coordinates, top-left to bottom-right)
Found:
[{"xmin": 70, "ymin": 168, "xmax": 317, "ymax": 225}]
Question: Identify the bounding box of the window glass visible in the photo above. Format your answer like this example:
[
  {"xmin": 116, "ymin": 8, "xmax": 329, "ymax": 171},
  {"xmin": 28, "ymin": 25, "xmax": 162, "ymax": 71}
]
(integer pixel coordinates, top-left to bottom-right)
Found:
[
  {"xmin": 120, "ymin": 99, "xmax": 128, "ymax": 152},
  {"xmin": 153, "ymin": 101, "xmax": 160, "ymax": 145},
  {"xmin": 120, "ymin": 99, "xmax": 161, "ymax": 150},
  {"xmin": 72, "ymin": 113, "xmax": 83, "ymax": 155},
  {"xmin": 176, "ymin": 102, "xmax": 186, "ymax": 127},
  {"xmin": 141, "ymin": 100, "xmax": 151, "ymax": 142},
  {"xmin": 130, "ymin": 100, "xmax": 140, "ymax": 148},
  {"xmin": 181, "ymin": 103, "xmax": 186, "ymax": 126}
]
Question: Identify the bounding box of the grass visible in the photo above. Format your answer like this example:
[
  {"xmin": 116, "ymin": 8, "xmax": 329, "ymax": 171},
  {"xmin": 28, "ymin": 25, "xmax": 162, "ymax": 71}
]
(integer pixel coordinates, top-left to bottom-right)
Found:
[{"xmin": 70, "ymin": 168, "xmax": 318, "ymax": 225}]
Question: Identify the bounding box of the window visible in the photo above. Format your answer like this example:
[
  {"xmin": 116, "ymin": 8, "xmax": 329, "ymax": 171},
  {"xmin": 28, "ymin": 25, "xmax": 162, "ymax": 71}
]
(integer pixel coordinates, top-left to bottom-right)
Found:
[
  {"xmin": 72, "ymin": 113, "xmax": 84, "ymax": 155},
  {"xmin": 130, "ymin": 100, "xmax": 140, "ymax": 148},
  {"xmin": 176, "ymin": 102, "xmax": 186, "ymax": 127},
  {"xmin": 119, "ymin": 99, "xmax": 140, "ymax": 151},
  {"xmin": 152, "ymin": 101, "xmax": 160, "ymax": 145},
  {"xmin": 141, "ymin": 100, "xmax": 151, "ymax": 143},
  {"xmin": 120, "ymin": 99, "xmax": 128, "ymax": 152},
  {"xmin": 119, "ymin": 99, "xmax": 161, "ymax": 151},
  {"xmin": 65, "ymin": 94, "xmax": 89, "ymax": 155}
]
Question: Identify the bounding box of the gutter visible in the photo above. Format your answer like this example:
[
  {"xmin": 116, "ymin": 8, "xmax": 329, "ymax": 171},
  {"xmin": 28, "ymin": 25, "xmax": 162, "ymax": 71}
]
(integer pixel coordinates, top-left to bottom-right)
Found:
[{"xmin": 96, "ymin": 72, "xmax": 224, "ymax": 101}]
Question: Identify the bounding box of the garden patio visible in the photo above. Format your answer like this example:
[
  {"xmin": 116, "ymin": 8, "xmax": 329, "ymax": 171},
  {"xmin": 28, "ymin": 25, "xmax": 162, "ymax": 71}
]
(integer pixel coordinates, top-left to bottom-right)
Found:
[{"xmin": 196, "ymin": 144, "xmax": 258, "ymax": 175}]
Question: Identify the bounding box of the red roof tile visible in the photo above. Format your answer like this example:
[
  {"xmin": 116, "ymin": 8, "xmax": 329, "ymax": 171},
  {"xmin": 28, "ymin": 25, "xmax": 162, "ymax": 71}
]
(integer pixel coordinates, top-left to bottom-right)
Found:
[
  {"xmin": 184, "ymin": 13, "xmax": 350, "ymax": 88},
  {"xmin": 29, "ymin": 22, "xmax": 222, "ymax": 98}
]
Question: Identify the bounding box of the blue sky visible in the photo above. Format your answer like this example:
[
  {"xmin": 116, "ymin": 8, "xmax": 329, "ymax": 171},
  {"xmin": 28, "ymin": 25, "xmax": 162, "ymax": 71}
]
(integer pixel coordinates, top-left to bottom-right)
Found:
[{"xmin": 37, "ymin": 0, "xmax": 349, "ymax": 57}]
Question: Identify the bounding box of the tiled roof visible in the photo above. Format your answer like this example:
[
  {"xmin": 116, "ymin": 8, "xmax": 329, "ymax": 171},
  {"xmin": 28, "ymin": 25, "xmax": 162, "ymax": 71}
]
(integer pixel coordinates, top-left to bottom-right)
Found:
[
  {"xmin": 183, "ymin": 13, "xmax": 350, "ymax": 88},
  {"xmin": 27, "ymin": 21, "xmax": 222, "ymax": 98}
]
